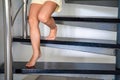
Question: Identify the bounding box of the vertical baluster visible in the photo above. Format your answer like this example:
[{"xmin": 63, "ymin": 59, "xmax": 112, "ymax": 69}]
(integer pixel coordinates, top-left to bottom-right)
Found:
[
  {"xmin": 22, "ymin": 0, "xmax": 28, "ymax": 39},
  {"xmin": 3, "ymin": 0, "xmax": 13, "ymax": 80}
]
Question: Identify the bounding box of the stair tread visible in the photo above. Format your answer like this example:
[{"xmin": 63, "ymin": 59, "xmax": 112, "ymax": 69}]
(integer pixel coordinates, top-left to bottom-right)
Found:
[
  {"xmin": 53, "ymin": 17, "xmax": 120, "ymax": 23},
  {"xmin": 36, "ymin": 75, "xmax": 103, "ymax": 80},
  {"xmin": 65, "ymin": 0, "xmax": 118, "ymax": 7},
  {"xmin": 13, "ymin": 37, "xmax": 118, "ymax": 48},
  {"xmin": 1, "ymin": 62, "xmax": 120, "ymax": 74}
]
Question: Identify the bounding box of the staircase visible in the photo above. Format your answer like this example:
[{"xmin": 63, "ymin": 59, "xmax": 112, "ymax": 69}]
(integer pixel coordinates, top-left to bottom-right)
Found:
[{"xmin": 1, "ymin": 0, "xmax": 120, "ymax": 80}]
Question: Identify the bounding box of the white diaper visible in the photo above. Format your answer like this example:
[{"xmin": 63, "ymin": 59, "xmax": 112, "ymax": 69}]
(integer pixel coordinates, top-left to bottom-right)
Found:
[{"xmin": 31, "ymin": 0, "xmax": 62, "ymax": 12}]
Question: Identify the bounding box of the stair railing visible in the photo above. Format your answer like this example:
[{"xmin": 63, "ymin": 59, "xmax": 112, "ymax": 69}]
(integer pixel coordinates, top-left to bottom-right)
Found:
[
  {"xmin": 3, "ymin": 0, "xmax": 13, "ymax": 80},
  {"xmin": 22, "ymin": 0, "xmax": 28, "ymax": 39},
  {"xmin": 3, "ymin": 0, "xmax": 28, "ymax": 80}
]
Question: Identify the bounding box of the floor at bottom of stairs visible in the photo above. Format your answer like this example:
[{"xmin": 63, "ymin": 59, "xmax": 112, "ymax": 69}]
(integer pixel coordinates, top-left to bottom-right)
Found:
[
  {"xmin": 0, "ymin": 74, "xmax": 27, "ymax": 80},
  {"xmin": 32, "ymin": 75, "xmax": 103, "ymax": 80},
  {"xmin": 0, "ymin": 74, "xmax": 113, "ymax": 80},
  {"xmin": 0, "ymin": 74, "xmax": 114, "ymax": 80}
]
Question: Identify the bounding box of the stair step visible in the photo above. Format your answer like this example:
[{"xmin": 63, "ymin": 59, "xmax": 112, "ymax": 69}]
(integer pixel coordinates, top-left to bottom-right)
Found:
[
  {"xmin": 54, "ymin": 17, "xmax": 120, "ymax": 23},
  {"xmin": 65, "ymin": 0, "xmax": 117, "ymax": 7},
  {"xmin": 41, "ymin": 44, "xmax": 115, "ymax": 56},
  {"xmin": 0, "ymin": 62, "xmax": 119, "ymax": 75},
  {"xmin": 56, "ymin": 21, "xmax": 117, "ymax": 31},
  {"xmin": 36, "ymin": 75, "xmax": 103, "ymax": 80},
  {"xmin": 13, "ymin": 37, "xmax": 118, "ymax": 49}
]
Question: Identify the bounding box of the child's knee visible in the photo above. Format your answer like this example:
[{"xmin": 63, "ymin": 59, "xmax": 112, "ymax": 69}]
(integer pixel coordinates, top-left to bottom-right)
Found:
[
  {"xmin": 38, "ymin": 13, "xmax": 50, "ymax": 24},
  {"xmin": 28, "ymin": 16, "xmax": 38, "ymax": 24}
]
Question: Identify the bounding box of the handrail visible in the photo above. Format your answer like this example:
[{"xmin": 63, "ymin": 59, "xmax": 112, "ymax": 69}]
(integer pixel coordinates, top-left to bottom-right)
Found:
[{"xmin": 3, "ymin": 0, "xmax": 29, "ymax": 80}]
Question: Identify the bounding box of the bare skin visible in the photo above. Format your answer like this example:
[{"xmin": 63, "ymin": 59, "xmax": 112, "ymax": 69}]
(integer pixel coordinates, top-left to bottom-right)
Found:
[{"xmin": 26, "ymin": 1, "xmax": 57, "ymax": 68}]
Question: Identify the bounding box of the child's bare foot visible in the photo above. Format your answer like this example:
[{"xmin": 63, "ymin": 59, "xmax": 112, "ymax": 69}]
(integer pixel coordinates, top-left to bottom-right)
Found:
[
  {"xmin": 46, "ymin": 26, "xmax": 57, "ymax": 40},
  {"xmin": 26, "ymin": 53, "xmax": 40, "ymax": 68}
]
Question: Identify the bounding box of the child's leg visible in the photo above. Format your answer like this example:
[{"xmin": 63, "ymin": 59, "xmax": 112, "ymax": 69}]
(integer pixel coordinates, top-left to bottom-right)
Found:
[
  {"xmin": 38, "ymin": 1, "xmax": 58, "ymax": 40},
  {"xmin": 26, "ymin": 3, "xmax": 42, "ymax": 67}
]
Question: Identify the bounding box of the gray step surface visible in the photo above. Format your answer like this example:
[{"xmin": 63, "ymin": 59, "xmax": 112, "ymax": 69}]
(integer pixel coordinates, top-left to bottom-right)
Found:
[
  {"xmin": 13, "ymin": 37, "xmax": 118, "ymax": 49},
  {"xmin": 65, "ymin": 0, "xmax": 118, "ymax": 7},
  {"xmin": 1, "ymin": 62, "xmax": 118, "ymax": 75},
  {"xmin": 36, "ymin": 75, "xmax": 103, "ymax": 80}
]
